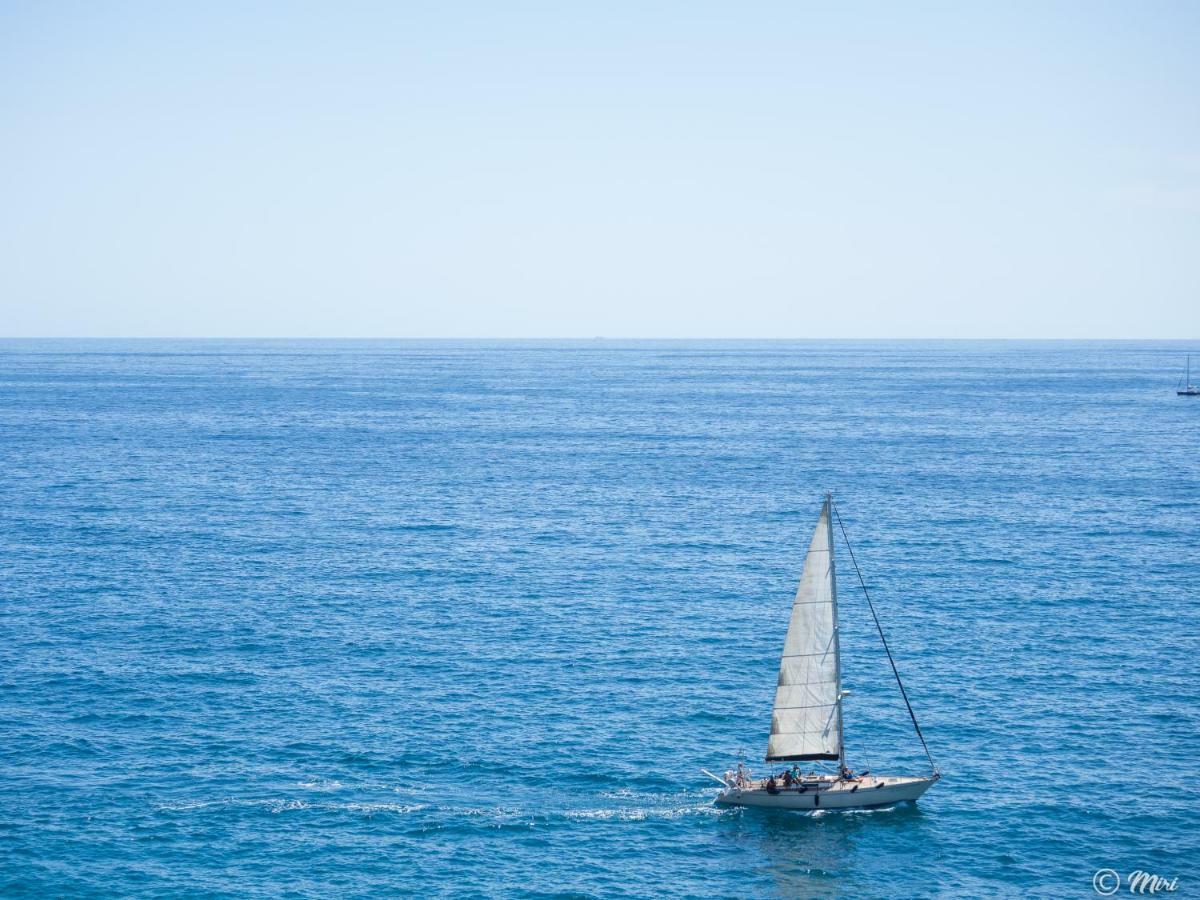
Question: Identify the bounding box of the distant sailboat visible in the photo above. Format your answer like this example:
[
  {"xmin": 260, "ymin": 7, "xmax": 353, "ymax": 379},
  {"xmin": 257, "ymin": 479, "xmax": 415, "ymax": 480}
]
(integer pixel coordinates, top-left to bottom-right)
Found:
[
  {"xmin": 704, "ymin": 494, "xmax": 939, "ymax": 811},
  {"xmin": 1178, "ymin": 355, "xmax": 1199, "ymax": 396}
]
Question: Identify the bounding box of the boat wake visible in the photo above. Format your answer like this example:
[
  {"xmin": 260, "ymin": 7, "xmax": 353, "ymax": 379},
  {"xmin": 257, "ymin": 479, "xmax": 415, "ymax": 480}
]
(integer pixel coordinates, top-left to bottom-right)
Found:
[{"xmin": 155, "ymin": 797, "xmax": 429, "ymax": 815}]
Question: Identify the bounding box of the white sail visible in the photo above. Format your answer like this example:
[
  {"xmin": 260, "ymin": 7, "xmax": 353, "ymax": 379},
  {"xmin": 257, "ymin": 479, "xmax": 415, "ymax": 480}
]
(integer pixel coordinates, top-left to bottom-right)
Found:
[{"xmin": 766, "ymin": 497, "xmax": 843, "ymax": 762}]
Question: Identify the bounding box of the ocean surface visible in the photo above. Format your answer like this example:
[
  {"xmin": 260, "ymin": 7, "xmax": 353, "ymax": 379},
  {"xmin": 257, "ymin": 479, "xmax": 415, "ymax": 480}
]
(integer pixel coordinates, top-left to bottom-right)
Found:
[{"xmin": 2, "ymin": 339, "xmax": 1197, "ymax": 898}]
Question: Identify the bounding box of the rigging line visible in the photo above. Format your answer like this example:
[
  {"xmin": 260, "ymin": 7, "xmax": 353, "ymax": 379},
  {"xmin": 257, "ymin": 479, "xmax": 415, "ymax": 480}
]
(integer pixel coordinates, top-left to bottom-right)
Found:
[{"xmin": 831, "ymin": 500, "xmax": 938, "ymax": 774}]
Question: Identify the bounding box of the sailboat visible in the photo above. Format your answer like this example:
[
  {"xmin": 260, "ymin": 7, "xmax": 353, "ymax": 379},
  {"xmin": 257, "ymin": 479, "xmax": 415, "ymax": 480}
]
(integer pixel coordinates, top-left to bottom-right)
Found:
[
  {"xmin": 706, "ymin": 494, "xmax": 940, "ymax": 810},
  {"xmin": 1178, "ymin": 355, "xmax": 1199, "ymax": 396}
]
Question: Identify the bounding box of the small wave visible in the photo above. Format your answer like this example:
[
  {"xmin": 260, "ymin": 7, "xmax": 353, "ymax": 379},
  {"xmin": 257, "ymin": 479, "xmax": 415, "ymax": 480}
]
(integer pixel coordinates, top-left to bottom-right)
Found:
[
  {"xmin": 297, "ymin": 778, "xmax": 344, "ymax": 792},
  {"xmin": 782, "ymin": 804, "xmax": 901, "ymax": 820},
  {"xmin": 567, "ymin": 807, "xmax": 651, "ymax": 822},
  {"xmin": 157, "ymin": 798, "xmax": 310, "ymax": 814},
  {"xmin": 598, "ymin": 788, "xmax": 640, "ymax": 800},
  {"xmin": 565, "ymin": 803, "xmax": 723, "ymax": 823},
  {"xmin": 340, "ymin": 802, "xmax": 428, "ymax": 815}
]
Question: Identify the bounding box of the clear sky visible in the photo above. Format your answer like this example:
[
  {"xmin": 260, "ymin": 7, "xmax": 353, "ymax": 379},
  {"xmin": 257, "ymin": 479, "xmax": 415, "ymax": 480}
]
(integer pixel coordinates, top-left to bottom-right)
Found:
[{"xmin": 2, "ymin": 1, "xmax": 1197, "ymax": 338}]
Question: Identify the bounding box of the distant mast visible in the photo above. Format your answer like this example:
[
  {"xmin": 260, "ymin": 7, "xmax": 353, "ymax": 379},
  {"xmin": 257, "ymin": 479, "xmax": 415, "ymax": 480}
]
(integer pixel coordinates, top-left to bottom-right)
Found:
[{"xmin": 1179, "ymin": 354, "xmax": 1199, "ymax": 396}]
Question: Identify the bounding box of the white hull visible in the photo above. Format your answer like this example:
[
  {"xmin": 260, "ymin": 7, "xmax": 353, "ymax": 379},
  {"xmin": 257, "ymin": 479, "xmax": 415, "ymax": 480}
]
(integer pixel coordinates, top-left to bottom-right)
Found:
[{"xmin": 715, "ymin": 774, "xmax": 938, "ymax": 811}]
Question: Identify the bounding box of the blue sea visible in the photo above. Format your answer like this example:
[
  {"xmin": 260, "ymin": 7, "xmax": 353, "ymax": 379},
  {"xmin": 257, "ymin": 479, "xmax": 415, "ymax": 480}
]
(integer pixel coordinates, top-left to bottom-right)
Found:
[{"xmin": 2, "ymin": 340, "xmax": 1197, "ymax": 898}]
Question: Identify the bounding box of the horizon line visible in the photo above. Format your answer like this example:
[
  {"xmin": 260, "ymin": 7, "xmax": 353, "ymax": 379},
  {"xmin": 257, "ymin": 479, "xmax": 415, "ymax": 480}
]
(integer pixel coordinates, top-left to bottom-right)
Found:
[{"xmin": 1, "ymin": 336, "xmax": 1198, "ymax": 343}]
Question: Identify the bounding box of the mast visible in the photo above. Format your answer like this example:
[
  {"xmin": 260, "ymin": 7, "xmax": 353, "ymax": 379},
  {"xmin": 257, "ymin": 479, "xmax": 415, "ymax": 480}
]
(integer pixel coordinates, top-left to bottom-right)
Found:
[{"xmin": 827, "ymin": 492, "xmax": 846, "ymax": 773}]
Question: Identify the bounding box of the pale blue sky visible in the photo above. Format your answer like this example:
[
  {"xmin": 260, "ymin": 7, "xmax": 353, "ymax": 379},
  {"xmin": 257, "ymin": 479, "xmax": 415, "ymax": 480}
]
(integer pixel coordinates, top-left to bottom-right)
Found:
[{"xmin": 2, "ymin": 1, "xmax": 1197, "ymax": 338}]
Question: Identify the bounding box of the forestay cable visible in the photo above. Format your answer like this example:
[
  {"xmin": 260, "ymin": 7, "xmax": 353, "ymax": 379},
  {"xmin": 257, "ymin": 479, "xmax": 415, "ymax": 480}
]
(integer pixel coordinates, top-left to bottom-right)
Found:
[{"xmin": 831, "ymin": 500, "xmax": 938, "ymax": 773}]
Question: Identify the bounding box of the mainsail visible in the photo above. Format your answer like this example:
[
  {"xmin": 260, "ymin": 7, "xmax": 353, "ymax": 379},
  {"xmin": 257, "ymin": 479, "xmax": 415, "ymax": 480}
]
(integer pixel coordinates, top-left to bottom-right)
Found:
[{"xmin": 765, "ymin": 496, "xmax": 844, "ymax": 762}]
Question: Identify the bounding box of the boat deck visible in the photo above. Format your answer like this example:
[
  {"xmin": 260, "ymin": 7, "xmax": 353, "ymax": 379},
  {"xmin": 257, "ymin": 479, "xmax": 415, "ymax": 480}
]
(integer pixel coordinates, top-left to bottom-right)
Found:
[{"xmin": 739, "ymin": 774, "xmax": 923, "ymax": 793}]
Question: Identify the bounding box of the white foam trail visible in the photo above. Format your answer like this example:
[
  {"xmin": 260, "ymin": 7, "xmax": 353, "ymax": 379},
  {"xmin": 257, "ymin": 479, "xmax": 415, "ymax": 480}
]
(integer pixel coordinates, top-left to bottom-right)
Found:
[{"xmin": 156, "ymin": 797, "xmax": 427, "ymax": 815}]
